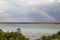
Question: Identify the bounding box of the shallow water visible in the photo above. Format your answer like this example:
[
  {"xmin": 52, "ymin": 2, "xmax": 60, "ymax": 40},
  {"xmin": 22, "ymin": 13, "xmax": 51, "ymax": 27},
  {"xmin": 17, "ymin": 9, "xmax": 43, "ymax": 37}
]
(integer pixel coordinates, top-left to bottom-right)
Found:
[{"xmin": 0, "ymin": 24, "xmax": 60, "ymax": 40}]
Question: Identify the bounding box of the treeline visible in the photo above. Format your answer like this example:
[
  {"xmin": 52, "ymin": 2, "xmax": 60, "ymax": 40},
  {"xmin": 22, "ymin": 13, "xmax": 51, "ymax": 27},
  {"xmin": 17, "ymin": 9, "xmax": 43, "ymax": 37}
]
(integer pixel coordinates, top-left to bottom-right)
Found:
[
  {"xmin": 0, "ymin": 29, "xmax": 29, "ymax": 40},
  {"xmin": 36, "ymin": 31, "xmax": 60, "ymax": 40}
]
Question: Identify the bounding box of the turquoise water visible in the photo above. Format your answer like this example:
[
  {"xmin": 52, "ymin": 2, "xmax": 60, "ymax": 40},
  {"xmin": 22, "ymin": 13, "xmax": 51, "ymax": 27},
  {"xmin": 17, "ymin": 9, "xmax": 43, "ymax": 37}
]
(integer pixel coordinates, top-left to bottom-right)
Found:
[{"xmin": 0, "ymin": 24, "xmax": 59, "ymax": 39}]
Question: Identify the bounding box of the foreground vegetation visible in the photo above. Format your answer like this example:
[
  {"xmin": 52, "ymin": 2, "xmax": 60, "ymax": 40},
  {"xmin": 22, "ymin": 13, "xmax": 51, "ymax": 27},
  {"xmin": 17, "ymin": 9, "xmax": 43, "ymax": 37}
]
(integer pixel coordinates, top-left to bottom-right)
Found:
[
  {"xmin": 0, "ymin": 29, "xmax": 29, "ymax": 40},
  {"xmin": 36, "ymin": 31, "xmax": 60, "ymax": 40},
  {"xmin": 0, "ymin": 28, "xmax": 60, "ymax": 40}
]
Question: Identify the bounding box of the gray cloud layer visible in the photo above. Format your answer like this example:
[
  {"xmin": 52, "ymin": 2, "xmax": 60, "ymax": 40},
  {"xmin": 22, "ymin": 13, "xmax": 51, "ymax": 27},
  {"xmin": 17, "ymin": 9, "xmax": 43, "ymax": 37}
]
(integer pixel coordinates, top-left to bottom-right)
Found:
[{"xmin": 0, "ymin": 0, "xmax": 60, "ymax": 22}]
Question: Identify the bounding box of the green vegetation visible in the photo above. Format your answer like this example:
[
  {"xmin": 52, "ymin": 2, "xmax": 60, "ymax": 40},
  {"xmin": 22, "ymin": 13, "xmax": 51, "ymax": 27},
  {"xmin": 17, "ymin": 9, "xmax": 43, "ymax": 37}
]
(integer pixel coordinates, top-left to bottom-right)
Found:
[
  {"xmin": 36, "ymin": 31, "xmax": 60, "ymax": 40},
  {"xmin": 0, "ymin": 28, "xmax": 60, "ymax": 40},
  {"xmin": 0, "ymin": 29, "xmax": 29, "ymax": 40}
]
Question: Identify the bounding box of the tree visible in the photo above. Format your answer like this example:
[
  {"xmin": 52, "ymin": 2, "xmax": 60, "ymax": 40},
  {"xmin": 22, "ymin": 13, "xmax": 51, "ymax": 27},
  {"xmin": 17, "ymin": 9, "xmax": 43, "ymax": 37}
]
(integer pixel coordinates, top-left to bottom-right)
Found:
[
  {"xmin": 36, "ymin": 31, "xmax": 60, "ymax": 40},
  {"xmin": 0, "ymin": 29, "xmax": 29, "ymax": 40},
  {"xmin": 0, "ymin": 29, "xmax": 5, "ymax": 40}
]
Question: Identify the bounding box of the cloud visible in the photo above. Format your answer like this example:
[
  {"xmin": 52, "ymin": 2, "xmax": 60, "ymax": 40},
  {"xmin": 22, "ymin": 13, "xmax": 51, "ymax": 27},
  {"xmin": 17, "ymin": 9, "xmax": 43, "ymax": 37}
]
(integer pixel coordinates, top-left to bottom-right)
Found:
[
  {"xmin": 0, "ymin": 11, "xmax": 4, "ymax": 13},
  {"xmin": 0, "ymin": 0, "xmax": 60, "ymax": 22},
  {"xmin": 0, "ymin": 0, "xmax": 33, "ymax": 22},
  {"xmin": 0, "ymin": 13, "xmax": 12, "ymax": 17},
  {"xmin": 0, "ymin": 0, "xmax": 13, "ymax": 10},
  {"xmin": 0, "ymin": 0, "xmax": 14, "ymax": 17},
  {"xmin": 3, "ymin": 0, "xmax": 53, "ymax": 6},
  {"xmin": 0, "ymin": 17, "xmax": 32, "ymax": 22}
]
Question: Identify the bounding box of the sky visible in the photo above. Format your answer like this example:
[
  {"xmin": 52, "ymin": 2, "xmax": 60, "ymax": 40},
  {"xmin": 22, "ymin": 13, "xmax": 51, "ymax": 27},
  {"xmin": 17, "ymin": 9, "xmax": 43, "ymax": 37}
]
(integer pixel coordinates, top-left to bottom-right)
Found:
[{"xmin": 0, "ymin": 0, "xmax": 60, "ymax": 22}]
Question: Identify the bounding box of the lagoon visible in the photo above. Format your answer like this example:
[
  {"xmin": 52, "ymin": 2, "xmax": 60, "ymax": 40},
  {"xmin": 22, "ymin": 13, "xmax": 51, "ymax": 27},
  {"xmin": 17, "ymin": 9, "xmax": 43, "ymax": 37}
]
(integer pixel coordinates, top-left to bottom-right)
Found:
[{"xmin": 0, "ymin": 24, "xmax": 60, "ymax": 40}]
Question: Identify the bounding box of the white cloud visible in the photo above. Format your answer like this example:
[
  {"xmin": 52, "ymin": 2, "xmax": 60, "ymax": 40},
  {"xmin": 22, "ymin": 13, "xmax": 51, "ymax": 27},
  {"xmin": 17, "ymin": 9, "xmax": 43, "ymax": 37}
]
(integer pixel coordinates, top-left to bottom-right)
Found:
[
  {"xmin": 0, "ymin": 0, "xmax": 59, "ymax": 22},
  {"xmin": 0, "ymin": 11, "xmax": 4, "ymax": 13},
  {"xmin": 0, "ymin": 13, "xmax": 12, "ymax": 17},
  {"xmin": 0, "ymin": 0, "xmax": 14, "ymax": 10},
  {"xmin": 0, "ymin": 0, "xmax": 15, "ymax": 17},
  {"xmin": 0, "ymin": 17, "xmax": 32, "ymax": 22},
  {"xmin": 4, "ymin": 0, "xmax": 53, "ymax": 6}
]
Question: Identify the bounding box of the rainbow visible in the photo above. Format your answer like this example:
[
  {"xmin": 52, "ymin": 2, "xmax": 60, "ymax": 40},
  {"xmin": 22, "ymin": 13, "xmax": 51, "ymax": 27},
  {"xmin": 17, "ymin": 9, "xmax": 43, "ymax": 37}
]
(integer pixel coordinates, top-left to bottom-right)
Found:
[{"xmin": 31, "ymin": 6, "xmax": 56, "ymax": 22}]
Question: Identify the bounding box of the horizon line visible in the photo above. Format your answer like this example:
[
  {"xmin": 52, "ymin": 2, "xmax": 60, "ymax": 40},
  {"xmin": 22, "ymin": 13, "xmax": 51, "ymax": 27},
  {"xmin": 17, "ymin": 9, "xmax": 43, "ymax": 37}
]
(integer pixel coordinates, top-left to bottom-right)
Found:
[{"xmin": 0, "ymin": 22, "xmax": 60, "ymax": 24}]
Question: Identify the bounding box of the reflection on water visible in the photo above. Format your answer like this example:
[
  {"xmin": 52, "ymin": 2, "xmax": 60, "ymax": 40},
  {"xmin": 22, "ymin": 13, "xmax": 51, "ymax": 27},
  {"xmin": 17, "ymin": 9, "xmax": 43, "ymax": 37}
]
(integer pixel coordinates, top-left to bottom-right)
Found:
[{"xmin": 0, "ymin": 24, "xmax": 59, "ymax": 40}]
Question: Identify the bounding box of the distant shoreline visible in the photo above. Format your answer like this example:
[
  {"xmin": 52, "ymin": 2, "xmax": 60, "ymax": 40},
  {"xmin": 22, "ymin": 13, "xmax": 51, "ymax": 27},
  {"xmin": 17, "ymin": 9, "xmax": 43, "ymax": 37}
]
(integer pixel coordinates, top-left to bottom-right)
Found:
[{"xmin": 0, "ymin": 22, "xmax": 60, "ymax": 24}]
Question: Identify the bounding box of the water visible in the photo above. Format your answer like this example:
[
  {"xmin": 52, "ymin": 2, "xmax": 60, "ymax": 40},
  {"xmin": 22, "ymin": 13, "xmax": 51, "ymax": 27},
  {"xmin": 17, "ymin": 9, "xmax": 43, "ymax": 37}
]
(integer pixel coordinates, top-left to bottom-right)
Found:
[{"xmin": 0, "ymin": 24, "xmax": 60, "ymax": 40}]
